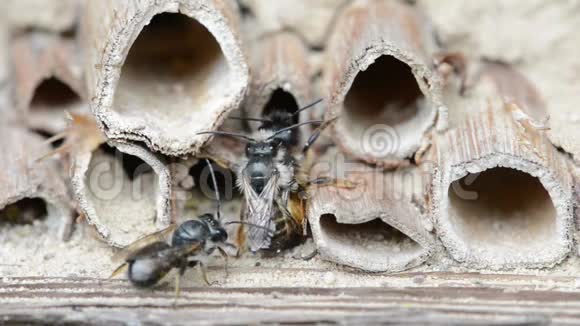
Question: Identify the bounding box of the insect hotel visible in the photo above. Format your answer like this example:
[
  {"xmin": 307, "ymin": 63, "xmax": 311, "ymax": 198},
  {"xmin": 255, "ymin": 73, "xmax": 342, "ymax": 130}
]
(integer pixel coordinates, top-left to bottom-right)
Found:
[{"xmin": 0, "ymin": 0, "xmax": 579, "ymax": 324}]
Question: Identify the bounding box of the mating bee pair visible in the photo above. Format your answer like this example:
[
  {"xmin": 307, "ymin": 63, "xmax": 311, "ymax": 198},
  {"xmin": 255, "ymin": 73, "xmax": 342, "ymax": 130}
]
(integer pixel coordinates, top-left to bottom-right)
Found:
[
  {"xmin": 199, "ymin": 98, "xmax": 340, "ymax": 253},
  {"xmin": 111, "ymin": 99, "xmax": 343, "ymax": 292}
]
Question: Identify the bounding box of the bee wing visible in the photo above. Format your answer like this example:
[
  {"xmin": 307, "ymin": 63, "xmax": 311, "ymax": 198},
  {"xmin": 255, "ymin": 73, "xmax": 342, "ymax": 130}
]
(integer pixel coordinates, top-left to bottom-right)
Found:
[
  {"xmin": 242, "ymin": 173, "xmax": 278, "ymax": 250},
  {"xmin": 167, "ymin": 243, "xmax": 203, "ymax": 261},
  {"xmin": 109, "ymin": 262, "xmax": 129, "ymax": 279},
  {"xmin": 112, "ymin": 224, "xmax": 178, "ymax": 263}
]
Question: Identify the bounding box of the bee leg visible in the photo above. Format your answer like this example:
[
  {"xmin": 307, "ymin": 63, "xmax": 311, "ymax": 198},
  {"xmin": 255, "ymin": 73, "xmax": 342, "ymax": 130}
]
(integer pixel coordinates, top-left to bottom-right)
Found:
[
  {"xmin": 173, "ymin": 264, "xmax": 187, "ymax": 305},
  {"xmin": 217, "ymin": 247, "xmax": 229, "ymax": 278},
  {"xmin": 173, "ymin": 273, "xmax": 181, "ymax": 306},
  {"xmin": 307, "ymin": 177, "xmax": 357, "ymax": 189},
  {"xmin": 199, "ymin": 263, "xmax": 215, "ymax": 286},
  {"xmin": 302, "ymin": 116, "xmax": 338, "ymax": 154}
]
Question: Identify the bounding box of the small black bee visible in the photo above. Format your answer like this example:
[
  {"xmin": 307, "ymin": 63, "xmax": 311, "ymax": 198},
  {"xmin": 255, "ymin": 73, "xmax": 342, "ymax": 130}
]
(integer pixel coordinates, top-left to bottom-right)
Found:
[
  {"xmin": 199, "ymin": 99, "xmax": 345, "ymax": 253},
  {"xmin": 110, "ymin": 159, "xmax": 270, "ymax": 296}
]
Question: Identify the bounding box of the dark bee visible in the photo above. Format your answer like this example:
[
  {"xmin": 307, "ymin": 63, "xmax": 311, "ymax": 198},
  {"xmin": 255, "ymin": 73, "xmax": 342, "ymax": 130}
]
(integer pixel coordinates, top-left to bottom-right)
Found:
[
  {"xmin": 110, "ymin": 159, "xmax": 270, "ymax": 295},
  {"xmin": 199, "ymin": 99, "xmax": 344, "ymax": 253}
]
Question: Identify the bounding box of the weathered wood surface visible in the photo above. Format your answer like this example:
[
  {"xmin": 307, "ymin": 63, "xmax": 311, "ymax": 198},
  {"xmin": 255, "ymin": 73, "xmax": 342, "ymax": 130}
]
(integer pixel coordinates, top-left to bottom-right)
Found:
[
  {"xmin": 308, "ymin": 148, "xmax": 435, "ymax": 272},
  {"xmin": 239, "ymin": 0, "xmax": 351, "ymax": 48},
  {"xmin": 1, "ymin": 0, "xmax": 80, "ymax": 33},
  {"xmin": 324, "ymin": 0, "xmax": 445, "ymax": 168},
  {"xmin": 82, "ymin": 0, "xmax": 250, "ymax": 156},
  {"xmin": 417, "ymin": 0, "xmax": 580, "ymax": 165},
  {"xmin": 0, "ymin": 127, "xmax": 72, "ymax": 239},
  {"xmin": 431, "ymin": 63, "xmax": 575, "ymax": 270},
  {"xmin": 244, "ymin": 31, "xmax": 314, "ymax": 144},
  {"xmin": 71, "ymin": 140, "xmax": 172, "ymax": 248},
  {"xmin": 4, "ymin": 273, "xmax": 580, "ymax": 324},
  {"xmin": 11, "ymin": 32, "xmax": 86, "ymax": 134}
]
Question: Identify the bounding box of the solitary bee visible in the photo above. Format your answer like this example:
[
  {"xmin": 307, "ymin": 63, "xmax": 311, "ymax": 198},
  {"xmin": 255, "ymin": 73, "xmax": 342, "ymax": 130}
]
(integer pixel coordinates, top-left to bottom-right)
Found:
[
  {"xmin": 110, "ymin": 159, "xmax": 270, "ymax": 296},
  {"xmin": 199, "ymin": 99, "xmax": 346, "ymax": 252}
]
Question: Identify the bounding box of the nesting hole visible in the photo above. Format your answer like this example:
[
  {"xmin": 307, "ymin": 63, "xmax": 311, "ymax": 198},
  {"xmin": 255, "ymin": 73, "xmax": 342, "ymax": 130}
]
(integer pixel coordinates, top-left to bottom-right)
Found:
[
  {"xmin": 262, "ymin": 88, "xmax": 300, "ymax": 144},
  {"xmin": 30, "ymin": 77, "xmax": 81, "ymax": 110},
  {"xmin": 447, "ymin": 168, "xmax": 557, "ymax": 251},
  {"xmin": 344, "ymin": 56, "xmax": 423, "ymax": 127},
  {"xmin": 114, "ymin": 12, "xmax": 231, "ymax": 134},
  {"xmin": 182, "ymin": 160, "xmax": 240, "ymax": 225},
  {"xmin": 341, "ymin": 56, "xmax": 431, "ymax": 157},
  {"xmin": 190, "ymin": 159, "xmax": 240, "ymax": 201},
  {"xmin": 85, "ymin": 144, "xmax": 159, "ymax": 238},
  {"xmin": 263, "ymin": 89, "xmax": 300, "ymax": 121},
  {"xmin": 0, "ymin": 198, "xmax": 48, "ymax": 226},
  {"xmin": 319, "ymin": 214, "xmax": 422, "ymax": 258}
]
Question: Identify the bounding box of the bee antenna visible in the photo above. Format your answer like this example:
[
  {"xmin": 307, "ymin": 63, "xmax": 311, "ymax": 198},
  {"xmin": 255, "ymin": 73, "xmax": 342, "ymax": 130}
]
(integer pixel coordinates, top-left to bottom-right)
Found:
[
  {"xmin": 197, "ymin": 131, "xmax": 256, "ymax": 143},
  {"xmin": 228, "ymin": 116, "xmax": 273, "ymax": 123},
  {"xmin": 292, "ymin": 98, "xmax": 323, "ymax": 117},
  {"xmin": 224, "ymin": 221, "xmax": 274, "ymax": 235},
  {"xmin": 266, "ymin": 120, "xmax": 324, "ymax": 141},
  {"xmin": 205, "ymin": 159, "xmax": 221, "ymax": 221}
]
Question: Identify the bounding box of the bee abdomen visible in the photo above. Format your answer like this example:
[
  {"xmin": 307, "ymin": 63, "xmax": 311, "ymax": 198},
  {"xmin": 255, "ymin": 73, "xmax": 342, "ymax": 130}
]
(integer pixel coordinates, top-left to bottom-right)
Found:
[
  {"xmin": 269, "ymin": 213, "xmax": 300, "ymax": 251},
  {"xmin": 128, "ymin": 257, "xmax": 173, "ymax": 287}
]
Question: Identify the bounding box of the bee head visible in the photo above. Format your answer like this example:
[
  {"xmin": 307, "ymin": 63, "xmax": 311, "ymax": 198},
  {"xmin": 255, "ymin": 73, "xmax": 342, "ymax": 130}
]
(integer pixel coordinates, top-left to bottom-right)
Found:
[
  {"xmin": 200, "ymin": 213, "xmax": 228, "ymax": 243},
  {"xmin": 245, "ymin": 139, "xmax": 279, "ymax": 158}
]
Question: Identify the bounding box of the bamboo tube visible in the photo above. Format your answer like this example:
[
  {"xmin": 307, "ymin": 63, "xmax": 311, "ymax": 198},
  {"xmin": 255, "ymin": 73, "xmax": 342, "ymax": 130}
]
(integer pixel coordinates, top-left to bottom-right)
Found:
[
  {"xmin": 307, "ymin": 148, "xmax": 434, "ymax": 272},
  {"xmin": 82, "ymin": 0, "xmax": 250, "ymax": 156},
  {"xmin": 244, "ymin": 32, "xmax": 313, "ymax": 145},
  {"xmin": 431, "ymin": 63, "xmax": 574, "ymax": 270},
  {"xmin": 324, "ymin": 0, "xmax": 445, "ymax": 168},
  {"xmin": 0, "ymin": 126, "xmax": 72, "ymax": 240},
  {"xmin": 11, "ymin": 32, "xmax": 86, "ymax": 134},
  {"xmin": 71, "ymin": 141, "xmax": 172, "ymax": 247}
]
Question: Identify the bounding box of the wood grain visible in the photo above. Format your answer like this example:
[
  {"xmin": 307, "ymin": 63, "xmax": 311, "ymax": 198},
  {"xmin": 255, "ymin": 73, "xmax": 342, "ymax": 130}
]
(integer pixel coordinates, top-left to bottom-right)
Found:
[
  {"xmin": 307, "ymin": 148, "xmax": 435, "ymax": 272},
  {"xmin": 0, "ymin": 127, "xmax": 72, "ymax": 239},
  {"xmin": 2, "ymin": 274, "xmax": 580, "ymax": 324},
  {"xmin": 431, "ymin": 63, "xmax": 575, "ymax": 269},
  {"xmin": 324, "ymin": 0, "xmax": 445, "ymax": 168},
  {"xmin": 11, "ymin": 32, "xmax": 86, "ymax": 134},
  {"xmin": 71, "ymin": 140, "xmax": 172, "ymax": 248}
]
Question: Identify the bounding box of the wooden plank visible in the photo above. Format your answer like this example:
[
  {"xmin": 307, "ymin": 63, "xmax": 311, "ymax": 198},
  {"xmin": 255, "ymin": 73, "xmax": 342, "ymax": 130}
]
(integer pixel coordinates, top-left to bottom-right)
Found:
[{"xmin": 2, "ymin": 274, "xmax": 580, "ymax": 324}]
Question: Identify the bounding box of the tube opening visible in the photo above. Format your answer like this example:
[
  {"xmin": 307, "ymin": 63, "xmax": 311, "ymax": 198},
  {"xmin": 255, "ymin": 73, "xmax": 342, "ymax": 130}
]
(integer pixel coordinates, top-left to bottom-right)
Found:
[
  {"xmin": 0, "ymin": 198, "xmax": 48, "ymax": 226},
  {"xmin": 189, "ymin": 159, "xmax": 240, "ymax": 201},
  {"xmin": 263, "ymin": 89, "xmax": 300, "ymax": 121},
  {"xmin": 84, "ymin": 144, "xmax": 159, "ymax": 238},
  {"xmin": 447, "ymin": 168, "xmax": 557, "ymax": 251},
  {"xmin": 113, "ymin": 12, "xmax": 231, "ymax": 136},
  {"xmin": 262, "ymin": 88, "xmax": 300, "ymax": 144},
  {"xmin": 319, "ymin": 214, "xmax": 422, "ymax": 257},
  {"xmin": 344, "ymin": 55, "xmax": 424, "ymax": 132},
  {"xmin": 30, "ymin": 77, "xmax": 81, "ymax": 110}
]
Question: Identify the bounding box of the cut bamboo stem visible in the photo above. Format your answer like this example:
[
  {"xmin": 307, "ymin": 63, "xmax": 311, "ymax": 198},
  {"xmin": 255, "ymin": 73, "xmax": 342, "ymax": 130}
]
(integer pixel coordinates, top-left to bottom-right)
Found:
[
  {"xmin": 324, "ymin": 0, "xmax": 445, "ymax": 168},
  {"xmin": 0, "ymin": 127, "xmax": 72, "ymax": 240},
  {"xmin": 245, "ymin": 31, "xmax": 313, "ymax": 145},
  {"xmin": 431, "ymin": 64, "xmax": 574, "ymax": 269},
  {"xmin": 308, "ymin": 148, "xmax": 434, "ymax": 272},
  {"xmin": 11, "ymin": 32, "xmax": 86, "ymax": 134},
  {"xmin": 83, "ymin": 0, "xmax": 250, "ymax": 156},
  {"xmin": 71, "ymin": 141, "xmax": 172, "ymax": 247}
]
